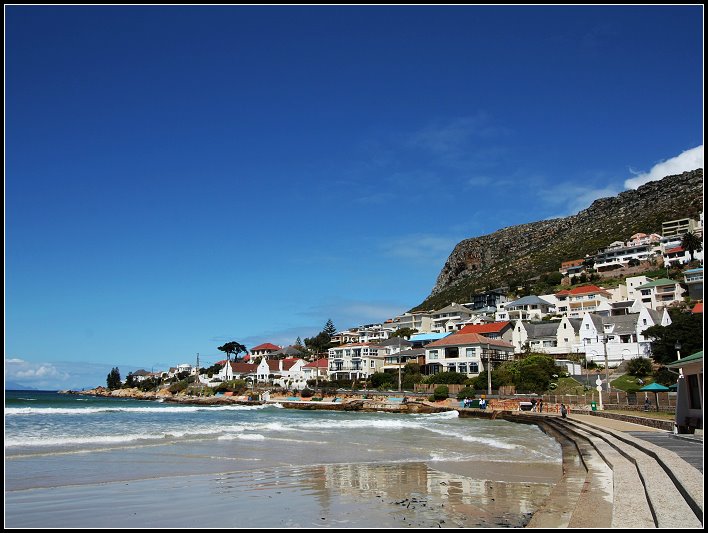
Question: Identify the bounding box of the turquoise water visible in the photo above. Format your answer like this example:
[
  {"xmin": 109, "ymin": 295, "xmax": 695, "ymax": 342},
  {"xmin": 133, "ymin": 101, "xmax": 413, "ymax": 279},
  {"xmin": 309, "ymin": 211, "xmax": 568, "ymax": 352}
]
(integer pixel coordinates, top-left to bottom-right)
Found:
[{"xmin": 5, "ymin": 391, "xmax": 562, "ymax": 527}]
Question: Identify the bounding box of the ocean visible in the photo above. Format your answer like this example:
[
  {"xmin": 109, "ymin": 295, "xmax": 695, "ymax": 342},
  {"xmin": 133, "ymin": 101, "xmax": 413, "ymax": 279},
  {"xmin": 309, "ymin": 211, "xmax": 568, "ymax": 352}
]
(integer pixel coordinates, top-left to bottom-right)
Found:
[{"xmin": 5, "ymin": 391, "xmax": 563, "ymax": 528}]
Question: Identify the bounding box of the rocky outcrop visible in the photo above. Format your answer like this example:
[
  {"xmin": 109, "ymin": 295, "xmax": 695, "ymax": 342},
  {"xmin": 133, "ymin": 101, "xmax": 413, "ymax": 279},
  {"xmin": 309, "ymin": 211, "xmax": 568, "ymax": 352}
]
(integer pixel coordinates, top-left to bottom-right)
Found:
[{"xmin": 416, "ymin": 169, "xmax": 703, "ymax": 310}]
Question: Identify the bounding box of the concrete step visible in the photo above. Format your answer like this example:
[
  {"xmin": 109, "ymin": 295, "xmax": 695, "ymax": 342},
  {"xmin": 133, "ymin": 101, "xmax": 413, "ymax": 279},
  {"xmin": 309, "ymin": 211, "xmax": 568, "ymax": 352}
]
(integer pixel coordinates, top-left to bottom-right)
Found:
[{"xmin": 559, "ymin": 417, "xmax": 703, "ymax": 528}]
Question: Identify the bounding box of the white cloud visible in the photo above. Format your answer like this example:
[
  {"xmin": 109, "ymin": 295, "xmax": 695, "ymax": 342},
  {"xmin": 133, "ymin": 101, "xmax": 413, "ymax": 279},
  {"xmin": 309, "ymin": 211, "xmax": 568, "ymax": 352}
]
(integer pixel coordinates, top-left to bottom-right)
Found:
[
  {"xmin": 8, "ymin": 360, "xmax": 68, "ymax": 380},
  {"xmin": 625, "ymin": 145, "xmax": 703, "ymax": 189}
]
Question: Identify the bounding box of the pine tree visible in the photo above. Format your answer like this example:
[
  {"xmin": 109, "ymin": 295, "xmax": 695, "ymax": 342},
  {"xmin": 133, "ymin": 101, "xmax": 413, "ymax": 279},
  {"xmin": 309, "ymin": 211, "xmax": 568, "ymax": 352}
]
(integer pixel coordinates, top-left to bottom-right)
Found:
[
  {"xmin": 295, "ymin": 336, "xmax": 303, "ymax": 346},
  {"xmin": 106, "ymin": 367, "xmax": 121, "ymax": 390},
  {"xmin": 323, "ymin": 319, "xmax": 337, "ymax": 337}
]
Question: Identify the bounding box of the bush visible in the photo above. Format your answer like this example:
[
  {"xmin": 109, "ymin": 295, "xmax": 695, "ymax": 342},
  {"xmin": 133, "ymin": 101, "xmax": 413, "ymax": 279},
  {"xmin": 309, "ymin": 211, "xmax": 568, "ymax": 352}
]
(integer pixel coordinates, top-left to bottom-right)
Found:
[
  {"xmin": 432, "ymin": 385, "xmax": 449, "ymax": 401},
  {"xmin": 168, "ymin": 379, "xmax": 189, "ymax": 393},
  {"xmin": 627, "ymin": 357, "xmax": 653, "ymax": 377},
  {"xmin": 300, "ymin": 388, "xmax": 314, "ymax": 398},
  {"xmin": 456, "ymin": 387, "xmax": 476, "ymax": 400}
]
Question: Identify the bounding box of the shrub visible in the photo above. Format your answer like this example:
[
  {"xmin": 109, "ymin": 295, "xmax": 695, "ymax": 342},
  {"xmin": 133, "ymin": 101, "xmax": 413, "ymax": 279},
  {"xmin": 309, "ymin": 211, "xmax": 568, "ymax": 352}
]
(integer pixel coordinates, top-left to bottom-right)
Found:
[
  {"xmin": 300, "ymin": 388, "xmax": 314, "ymax": 398},
  {"xmin": 456, "ymin": 387, "xmax": 476, "ymax": 400},
  {"xmin": 168, "ymin": 379, "xmax": 189, "ymax": 393},
  {"xmin": 627, "ymin": 357, "xmax": 653, "ymax": 377},
  {"xmin": 432, "ymin": 385, "xmax": 449, "ymax": 401}
]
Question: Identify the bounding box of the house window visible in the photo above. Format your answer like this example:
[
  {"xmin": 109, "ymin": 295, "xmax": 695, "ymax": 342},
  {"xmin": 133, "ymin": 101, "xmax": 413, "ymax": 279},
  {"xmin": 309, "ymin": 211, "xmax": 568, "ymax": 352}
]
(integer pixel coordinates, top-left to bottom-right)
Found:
[
  {"xmin": 642, "ymin": 319, "xmax": 647, "ymax": 325},
  {"xmin": 469, "ymin": 362, "xmax": 479, "ymax": 373},
  {"xmin": 446, "ymin": 347, "xmax": 459, "ymax": 358},
  {"xmin": 466, "ymin": 348, "xmax": 475, "ymax": 358},
  {"xmin": 370, "ymin": 360, "xmax": 375, "ymax": 368},
  {"xmin": 459, "ymin": 363, "xmax": 467, "ymax": 373},
  {"xmin": 429, "ymin": 350, "xmax": 438, "ymax": 360}
]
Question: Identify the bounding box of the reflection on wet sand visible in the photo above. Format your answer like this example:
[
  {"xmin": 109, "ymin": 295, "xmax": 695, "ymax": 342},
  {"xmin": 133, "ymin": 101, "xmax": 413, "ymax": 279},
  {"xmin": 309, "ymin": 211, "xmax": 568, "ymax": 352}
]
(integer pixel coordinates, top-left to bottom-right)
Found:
[{"xmin": 214, "ymin": 461, "xmax": 558, "ymax": 528}]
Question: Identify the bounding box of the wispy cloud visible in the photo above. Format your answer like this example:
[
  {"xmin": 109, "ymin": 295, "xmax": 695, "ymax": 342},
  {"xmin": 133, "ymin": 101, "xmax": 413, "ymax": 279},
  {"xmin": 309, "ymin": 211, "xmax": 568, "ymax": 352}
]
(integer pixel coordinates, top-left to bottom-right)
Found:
[
  {"xmin": 624, "ymin": 145, "xmax": 703, "ymax": 189},
  {"xmin": 301, "ymin": 298, "xmax": 410, "ymax": 329},
  {"xmin": 406, "ymin": 113, "xmax": 511, "ymax": 156},
  {"xmin": 381, "ymin": 233, "xmax": 460, "ymax": 266}
]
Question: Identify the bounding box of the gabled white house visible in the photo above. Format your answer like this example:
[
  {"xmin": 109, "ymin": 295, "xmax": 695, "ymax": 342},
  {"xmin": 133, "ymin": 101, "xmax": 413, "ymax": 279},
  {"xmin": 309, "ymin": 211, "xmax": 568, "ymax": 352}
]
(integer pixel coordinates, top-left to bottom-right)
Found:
[
  {"xmin": 257, "ymin": 358, "xmax": 307, "ymax": 390},
  {"xmin": 511, "ymin": 316, "xmax": 582, "ymax": 355},
  {"xmin": 578, "ymin": 307, "xmax": 671, "ymax": 367}
]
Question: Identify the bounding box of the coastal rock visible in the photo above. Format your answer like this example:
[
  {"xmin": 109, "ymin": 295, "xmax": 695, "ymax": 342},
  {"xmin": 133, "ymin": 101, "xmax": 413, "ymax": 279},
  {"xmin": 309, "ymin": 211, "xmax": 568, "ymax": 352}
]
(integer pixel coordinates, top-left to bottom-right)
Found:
[{"xmin": 156, "ymin": 388, "xmax": 173, "ymax": 397}]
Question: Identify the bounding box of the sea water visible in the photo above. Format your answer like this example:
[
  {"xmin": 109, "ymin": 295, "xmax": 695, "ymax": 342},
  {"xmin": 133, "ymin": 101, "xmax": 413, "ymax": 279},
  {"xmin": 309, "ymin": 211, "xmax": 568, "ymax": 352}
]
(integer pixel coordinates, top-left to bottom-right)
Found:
[{"xmin": 5, "ymin": 391, "xmax": 562, "ymax": 527}]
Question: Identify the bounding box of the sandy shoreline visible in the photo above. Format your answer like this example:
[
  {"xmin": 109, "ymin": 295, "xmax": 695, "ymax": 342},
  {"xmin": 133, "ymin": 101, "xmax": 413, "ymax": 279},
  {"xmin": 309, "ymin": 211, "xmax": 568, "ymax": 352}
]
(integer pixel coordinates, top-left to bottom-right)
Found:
[{"xmin": 5, "ymin": 456, "xmax": 559, "ymax": 528}]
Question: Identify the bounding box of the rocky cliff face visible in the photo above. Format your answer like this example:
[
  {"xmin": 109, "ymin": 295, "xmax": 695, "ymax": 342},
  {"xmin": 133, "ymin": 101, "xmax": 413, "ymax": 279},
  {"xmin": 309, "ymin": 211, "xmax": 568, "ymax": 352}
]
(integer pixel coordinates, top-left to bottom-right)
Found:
[{"xmin": 415, "ymin": 169, "xmax": 703, "ymax": 310}]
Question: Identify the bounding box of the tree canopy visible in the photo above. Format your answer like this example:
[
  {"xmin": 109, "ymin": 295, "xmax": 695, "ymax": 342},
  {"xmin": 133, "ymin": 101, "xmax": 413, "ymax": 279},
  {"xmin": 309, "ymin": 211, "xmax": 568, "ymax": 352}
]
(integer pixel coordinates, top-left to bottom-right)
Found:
[
  {"xmin": 106, "ymin": 367, "xmax": 121, "ymax": 390},
  {"xmin": 681, "ymin": 231, "xmax": 703, "ymax": 261},
  {"xmin": 218, "ymin": 341, "xmax": 248, "ymax": 361},
  {"xmin": 642, "ymin": 310, "xmax": 703, "ymax": 365}
]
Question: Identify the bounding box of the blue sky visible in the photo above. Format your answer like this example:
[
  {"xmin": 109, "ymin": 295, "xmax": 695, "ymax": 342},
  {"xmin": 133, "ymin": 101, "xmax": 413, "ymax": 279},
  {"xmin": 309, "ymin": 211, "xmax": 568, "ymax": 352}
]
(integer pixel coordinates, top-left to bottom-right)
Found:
[{"xmin": 5, "ymin": 6, "xmax": 703, "ymax": 389}]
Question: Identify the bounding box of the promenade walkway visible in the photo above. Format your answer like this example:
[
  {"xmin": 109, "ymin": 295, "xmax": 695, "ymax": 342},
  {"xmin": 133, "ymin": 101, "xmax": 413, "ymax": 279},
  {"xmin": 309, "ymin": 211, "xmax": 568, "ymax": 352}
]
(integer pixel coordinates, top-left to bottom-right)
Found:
[{"xmin": 509, "ymin": 411, "xmax": 704, "ymax": 528}]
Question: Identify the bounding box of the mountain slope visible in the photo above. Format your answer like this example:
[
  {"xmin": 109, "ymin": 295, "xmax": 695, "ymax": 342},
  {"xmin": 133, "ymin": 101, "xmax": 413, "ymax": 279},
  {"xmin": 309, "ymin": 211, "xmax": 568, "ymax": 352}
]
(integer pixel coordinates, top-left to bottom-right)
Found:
[{"xmin": 414, "ymin": 169, "xmax": 703, "ymax": 311}]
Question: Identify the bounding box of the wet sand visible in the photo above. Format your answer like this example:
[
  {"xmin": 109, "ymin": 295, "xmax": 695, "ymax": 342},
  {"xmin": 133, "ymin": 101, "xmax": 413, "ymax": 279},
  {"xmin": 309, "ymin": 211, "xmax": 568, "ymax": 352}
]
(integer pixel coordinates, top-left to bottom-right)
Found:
[{"xmin": 5, "ymin": 455, "xmax": 560, "ymax": 528}]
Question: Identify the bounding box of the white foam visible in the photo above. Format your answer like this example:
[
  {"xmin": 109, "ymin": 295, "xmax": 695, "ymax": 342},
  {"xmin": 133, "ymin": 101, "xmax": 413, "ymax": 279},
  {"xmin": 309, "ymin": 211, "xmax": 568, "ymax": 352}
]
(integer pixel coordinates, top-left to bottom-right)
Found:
[{"xmin": 4, "ymin": 403, "xmax": 276, "ymax": 416}]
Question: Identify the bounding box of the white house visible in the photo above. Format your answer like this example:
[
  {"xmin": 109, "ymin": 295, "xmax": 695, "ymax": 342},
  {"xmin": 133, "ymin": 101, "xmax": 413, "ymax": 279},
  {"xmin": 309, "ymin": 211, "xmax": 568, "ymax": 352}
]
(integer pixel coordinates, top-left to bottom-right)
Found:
[
  {"xmin": 423, "ymin": 332, "xmax": 514, "ymax": 378},
  {"xmin": 555, "ymin": 285, "xmax": 613, "ymax": 317},
  {"xmin": 391, "ymin": 311, "xmax": 434, "ymax": 333},
  {"xmin": 215, "ymin": 361, "xmax": 258, "ymax": 385},
  {"xmin": 430, "ymin": 303, "xmax": 475, "ymax": 333},
  {"xmin": 257, "ymin": 358, "xmax": 307, "ymax": 390},
  {"xmin": 303, "ymin": 359, "xmax": 329, "ymax": 382},
  {"xmin": 511, "ymin": 316, "xmax": 582, "ymax": 355},
  {"xmin": 578, "ymin": 307, "xmax": 671, "ymax": 367},
  {"xmin": 327, "ymin": 343, "xmax": 385, "ymax": 381},
  {"xmin": 501, "ymin": 295, "xmax": 555, "ymax": 321},
  {"xmin": 635, "ymin": 278, "xmax": 684, "ymax": 310}
]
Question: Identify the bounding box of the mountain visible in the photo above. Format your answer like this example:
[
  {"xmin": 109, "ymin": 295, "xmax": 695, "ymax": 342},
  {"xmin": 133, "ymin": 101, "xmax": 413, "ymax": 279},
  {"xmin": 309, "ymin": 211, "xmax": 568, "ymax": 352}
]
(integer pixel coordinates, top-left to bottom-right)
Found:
[
  {"xmin": 414, "ymin": 169, "xmax": 703, "ymax": 311},
  {"xmin": 5, "ymin": 381, "xmax": 39, "ymax": 391}
]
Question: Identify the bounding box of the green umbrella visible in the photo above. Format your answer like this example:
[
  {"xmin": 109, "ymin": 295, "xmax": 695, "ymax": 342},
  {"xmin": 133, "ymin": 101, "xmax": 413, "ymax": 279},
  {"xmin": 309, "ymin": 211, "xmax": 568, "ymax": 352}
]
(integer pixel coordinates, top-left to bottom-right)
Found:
[{"xmin": 639, "ymin": 382, "xmax": 670, "ymax": 411}]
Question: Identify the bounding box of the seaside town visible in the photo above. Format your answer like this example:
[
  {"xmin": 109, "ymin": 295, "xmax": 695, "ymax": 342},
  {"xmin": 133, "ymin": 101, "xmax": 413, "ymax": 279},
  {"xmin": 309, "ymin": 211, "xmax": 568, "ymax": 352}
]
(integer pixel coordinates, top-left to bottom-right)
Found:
[{"xmin": 89, "ymin": 212, "xmax": 703, "ymax": 427}]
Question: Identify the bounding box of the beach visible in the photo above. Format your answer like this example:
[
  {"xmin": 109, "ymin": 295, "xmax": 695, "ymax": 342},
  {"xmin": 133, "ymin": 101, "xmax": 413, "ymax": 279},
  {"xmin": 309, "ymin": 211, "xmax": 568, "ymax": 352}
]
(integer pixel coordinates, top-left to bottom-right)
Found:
[{"xmin": 5, "ymin": 391, "xmax": 562, "ymax": 528}]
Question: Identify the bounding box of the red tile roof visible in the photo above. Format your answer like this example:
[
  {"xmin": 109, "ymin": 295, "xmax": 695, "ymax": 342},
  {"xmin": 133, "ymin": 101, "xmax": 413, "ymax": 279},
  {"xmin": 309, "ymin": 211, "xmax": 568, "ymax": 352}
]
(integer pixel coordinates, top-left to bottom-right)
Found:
[
  {"xmin": 227, "ymin": 362, "xmax": 256, "ymax": 373},
  {"xmin": 251, "ymin": 343, "xmax": 281, "ymax": 352},
  {"xmin": 556, "ymin": 284, "xmax": 609, "ymax": 296},
  {"xmin": 665, "ymin": 246, "xmax": 685, "ymax": 254},
  {"xmin": 457, "ymin": 322, "xmax": 511, "ymax": 335},
  {"xmin": 692, "ymin": 302, "xmax": 703, "ymax": 314},
  {"xmin": 266, "ymin": 358, "xmax": 303, "ymax": 371},
  {"xmin": 304, "ymin": 358, "xmax": 329, "ymax": 368},
  {"xmin": 425, "ymin": 333, "xmax": 514, "ymax": 349}
]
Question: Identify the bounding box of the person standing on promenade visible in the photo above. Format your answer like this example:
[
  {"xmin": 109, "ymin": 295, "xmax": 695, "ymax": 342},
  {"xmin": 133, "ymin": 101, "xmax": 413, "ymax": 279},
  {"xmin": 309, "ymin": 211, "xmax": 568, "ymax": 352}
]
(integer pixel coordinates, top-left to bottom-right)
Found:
[
  {"xmin": 560, "ymin": 404, "xmax": 568, "ymax": 418},
  {"xmin": 538, "ymin": 398, "xmax": 543, "ymax": 413},
  {"xmin": 531, "ymin": 398, "xmax": 537, "ymax": 412}
]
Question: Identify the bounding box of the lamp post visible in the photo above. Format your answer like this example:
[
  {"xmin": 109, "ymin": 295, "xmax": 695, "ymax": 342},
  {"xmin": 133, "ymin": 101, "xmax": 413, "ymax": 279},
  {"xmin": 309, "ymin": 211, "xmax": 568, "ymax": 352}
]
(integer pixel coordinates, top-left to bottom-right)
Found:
[
  {"xmin": 674, "ymin": 341, "xmax": 683, "ymax": 376},
  {"xmin": 398, "ymin": 337, "xmax": 402, "ymax": 392},
  {"xmin": 598, "ymin": 335, "xmax": 610, "ymax": 392},
  {"xmin": 486, "ymin": 343, "xmax": 492, "ymax": 397}
]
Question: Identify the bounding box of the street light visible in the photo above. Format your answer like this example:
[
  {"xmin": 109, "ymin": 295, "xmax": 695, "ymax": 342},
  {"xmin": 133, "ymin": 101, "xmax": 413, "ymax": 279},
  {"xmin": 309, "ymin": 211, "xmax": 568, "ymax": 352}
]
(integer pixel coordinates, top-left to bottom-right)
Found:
[
  {"xmin": 398, "ymin": 337, "xmax": 402, "ymax": 392},
  {"xmin": 675, "ymin": 341, "xmax": 683, "ymax": 376},
  {"xmin": 598, "ymin": 335, "xmax": 610, "ymax": 392}
]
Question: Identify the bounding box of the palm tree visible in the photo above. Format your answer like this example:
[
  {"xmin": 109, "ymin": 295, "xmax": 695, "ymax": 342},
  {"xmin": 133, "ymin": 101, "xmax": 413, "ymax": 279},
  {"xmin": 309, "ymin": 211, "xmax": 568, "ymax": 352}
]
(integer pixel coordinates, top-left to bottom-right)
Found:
[{"xmin": 681, "ymin": 231, "xmax": 703, "ymax": 262}]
